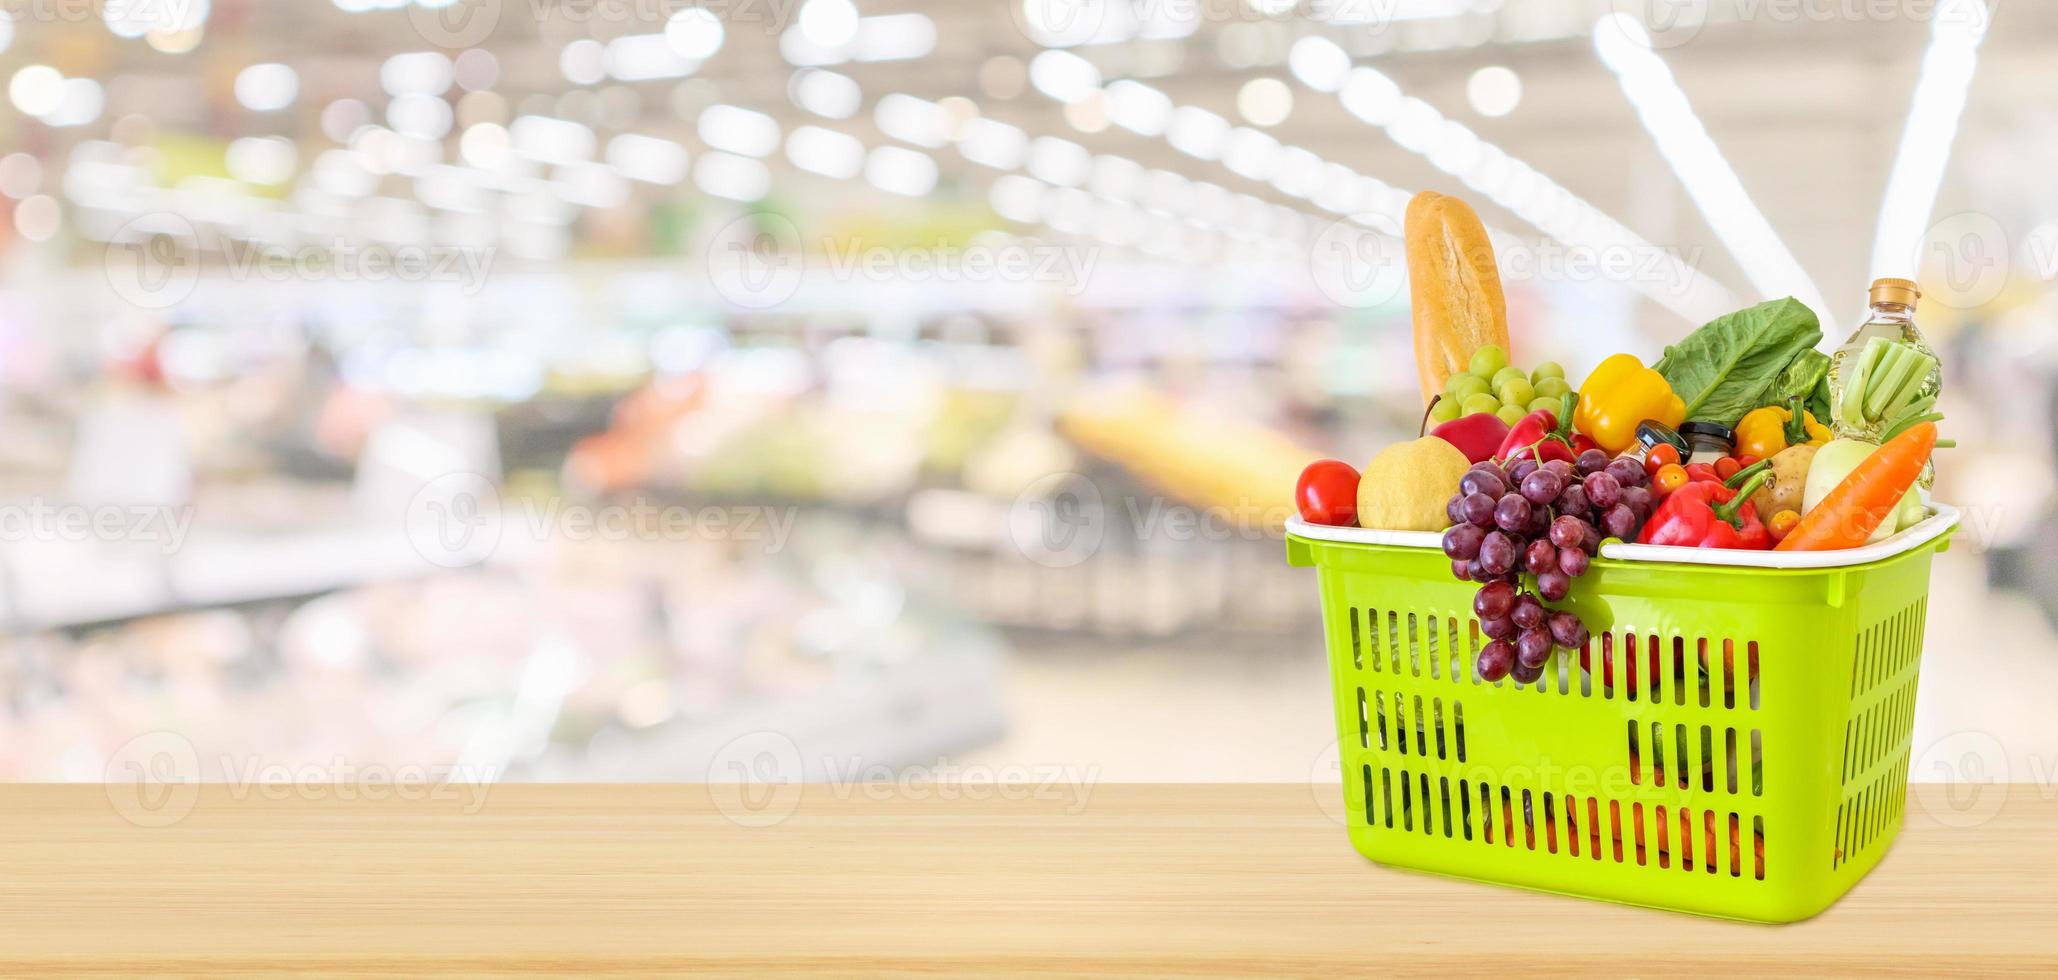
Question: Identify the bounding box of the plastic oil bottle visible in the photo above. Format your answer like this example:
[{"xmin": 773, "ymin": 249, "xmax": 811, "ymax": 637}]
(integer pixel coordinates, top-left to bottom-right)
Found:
[{"xmin": 1828, "ymin": 277, "xmax": 1942, "ymax": 484}]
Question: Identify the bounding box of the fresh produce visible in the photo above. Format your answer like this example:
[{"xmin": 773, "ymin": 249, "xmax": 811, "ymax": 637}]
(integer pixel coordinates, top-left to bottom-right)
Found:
[
  {"xmin": 1651, "ymin": 463, "xmax": 1688, "ymax": 496},
  {"xmin": 1641, "ymin": 442, "xmax": 1680, "ymax": 477},
  {"xmin": 1768, "ymin": 509, "xmax": 1801, "ymax": 543},
  {"xmin": 1427, "ymin": 412, "xmax": 1509, "ymax": 464},
  {"xmin": 1778, "ymin": 422, "xmax": 1936, "ymax": 551},
  {"xmin": 1777, "ymin": 349, "xmax": 1836, "ymax": 427},
  {"xmin": 1442, "ymin": 452, "xmax": 1655, "ymax": 684},
  {"xmin": 1294, "ymin": 459, "xmax": 1360, "ymax": 527},
  {"xmin": 1836, "ymin": 336, "xmax": 1943, "ymax": 443},
  {"xmin": 1653, "ymin": 297, "xmax": 1825, "ymax": 428},
  {"xmin": 1407, "ymin": 192, "xmax": 1511, "ymax": 405},
  {"xmin": 1575, "ymin": 354, "xmax": 1685, "ymax": 454},
  {"xmin": 1427, "ymin": 345, "xmax": 1575, "ymax": 431},
  {"xmin": 1493, "ymin": 393, "xmax": 1592, "ymax": 466},
  {"xmin": 1635, "ymin": 470, "xmax": 1774, "ymax": 550},
  {"xmin": 1748, "ymin": 444, "xmax": 1816, "ymax": 519},
  {"xmin": 1358, "ymin": 437, "xmax": 1471, "ymax": 531},
  {"xmin": 1734, "ymin": 398, "xmax": 1831, "ymax": 460},
  {"xmin": 1801, "ymin": 439, "xmax": 1920, "ymax": 544}
]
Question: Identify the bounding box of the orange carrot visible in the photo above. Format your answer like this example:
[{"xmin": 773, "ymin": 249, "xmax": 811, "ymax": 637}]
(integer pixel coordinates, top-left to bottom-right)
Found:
[{"xmin": 1775, "ymin": 422, "xmax": 1936, "ymax": 551}]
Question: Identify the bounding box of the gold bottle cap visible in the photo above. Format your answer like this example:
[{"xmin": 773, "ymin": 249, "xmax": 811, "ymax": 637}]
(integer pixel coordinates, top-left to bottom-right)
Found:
[{"xmin": 1869, "ymin": 278, "xmax": 1921, "ymax": 309}]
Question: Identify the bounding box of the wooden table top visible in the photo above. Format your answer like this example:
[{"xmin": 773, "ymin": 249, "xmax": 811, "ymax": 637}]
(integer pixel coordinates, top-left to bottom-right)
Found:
[{"xmin": 0, "ymin": 782, "xmax": 2050, "ymax": 976}]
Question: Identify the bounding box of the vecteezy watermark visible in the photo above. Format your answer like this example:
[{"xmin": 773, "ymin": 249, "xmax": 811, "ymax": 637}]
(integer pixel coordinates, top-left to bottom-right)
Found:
[
  {"xmin": 102, "ymin": 213, "xmax": 496, "ymax": 312},
  {"xmin": 1909, "ymin": 729, "xmax": 2010, "ymax": 828},
  {"xmin": 104, "ymin": 731, "xmax": 496, "ymax": 828},
  {"xmin": 403, "ymin": 472, "xmax": 799, "ymax": 570},
  {"xmin": 1308, "ymin": 214, "xmax": 1706, "ymax": 310},
  {"xmin": 0, "ymin": 500, "xmax": 193, "ymax": 555},
  {"xmin": 704, "ymin": 729, "xmax": 1100, "ymax": 827},
  {"xmin": 705, "ymin": 212, "xmax": 1103, "ymax": 309},
  {"xmin": 1005, "ymin": 474, "xmax": 1303, "ymax": 568},
  {"xmin": 8, "ymin": 0, "xmax": 207, "ymax": 29},
  {"xmin": 1605, "ymin": 0, "xmax": 1994, "ymax": 50}
]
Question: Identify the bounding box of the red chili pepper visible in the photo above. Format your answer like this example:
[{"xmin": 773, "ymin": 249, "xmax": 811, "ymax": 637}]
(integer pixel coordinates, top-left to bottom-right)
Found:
[
  {"xmin": 1635, "ymin": 470, "xmax": 1774, "ymax": 550},
  {"xmin": 1684, "ymin": 462, "xmax": 1721, "ymax": 484},
  {"xmin": 1495, "ymin": 393, "xmax": 1581, "ymax": 465},
  {"xmin": 1429, "ymin": 412, "xmax": 1511, "ymax": 464}
]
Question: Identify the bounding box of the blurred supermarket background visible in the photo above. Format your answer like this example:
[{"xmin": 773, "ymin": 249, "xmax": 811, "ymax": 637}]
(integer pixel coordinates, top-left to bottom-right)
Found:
[{"xmin": 0, "ymin": 0, "xmax": 2050, "ymax": 785}]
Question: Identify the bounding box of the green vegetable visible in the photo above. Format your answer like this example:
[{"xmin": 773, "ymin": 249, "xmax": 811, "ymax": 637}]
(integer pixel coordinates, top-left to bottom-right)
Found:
[
  {"xmin": 1775, "ymin": 349, "xmax": 1833, "ymax": 425},
  {"xmin": 1837, "ymin": 336, "xmax": 1940, "ymax": 440},
  {"xmin": 1654, "ymin": 297, "xmax": 1825, "ymax": 428}
]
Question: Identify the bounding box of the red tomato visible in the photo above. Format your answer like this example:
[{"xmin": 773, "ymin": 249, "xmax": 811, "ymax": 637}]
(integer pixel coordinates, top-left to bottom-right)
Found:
[
  {"xmin": 1684, "ymin": 462, "xmax": 1721, "ymax": 484},
  {"xmin": 1715, "ymin": 456, "xmax": 1742, "ymax": 480},
  {"xmin": 1643, "ymin": 443, "xmax": 1680, "ymax": 477},
  {"xmin": 1295, "ymin": 459, "xmax": 1361, "ymax": 526}
]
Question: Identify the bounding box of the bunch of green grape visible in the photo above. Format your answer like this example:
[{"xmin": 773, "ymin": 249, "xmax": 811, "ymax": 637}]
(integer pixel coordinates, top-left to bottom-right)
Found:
[{"xmin": 1427, "ymin": 345, "xmax": 1574, "ymax": 428}]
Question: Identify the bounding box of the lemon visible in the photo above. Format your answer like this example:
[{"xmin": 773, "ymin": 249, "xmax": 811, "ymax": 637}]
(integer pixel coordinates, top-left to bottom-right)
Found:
[{"xmin": 1358, "ymin": 436, "xmax": 1470, "ymax": 531}]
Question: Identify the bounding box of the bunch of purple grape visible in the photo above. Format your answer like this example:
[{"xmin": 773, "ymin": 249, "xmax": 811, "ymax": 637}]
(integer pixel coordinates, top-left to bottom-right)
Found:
[{"xmin": 1440, "ymin": 448, "xmax": 1656, "ymax": 684}]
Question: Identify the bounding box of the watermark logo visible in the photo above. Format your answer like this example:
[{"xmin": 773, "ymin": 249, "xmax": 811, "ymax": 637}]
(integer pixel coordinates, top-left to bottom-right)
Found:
[
  {"xmin": 1308, "ymin": 736, "xmax": 1348, "ymax": 827},
  {"xmin": 409, "ymin": 0, "xmax": 502, "ymax": 47},
  {"xmin": 1008, "ymin": 471, "xmax": 1106, "ymax": 569},
  {"xmin": 104, "ymin": 731, "xmax": 201, "ymax": 828},
  {"xmin": 1011, "ymin": 0, "xmax": 1111, "ymax": 47},
  {"xmin": 1910, "ymin": 730, "xmax": 2009, "ymax": 829},
  {"xmin": 1310, "ymin": 216, "xmax": 1406, "ymax": 309},
  {"xmin": 104, "ymin": 212, "xmax": 201, "ymax": 311},
  {"xmin": 708, "ymin": 211, "xmax": 805, "ymax": 310},
  {"xmin": 103, "ymin": 213, "xmax": 497, "ymax": 312},
  {"xmin": 707, "ymin": 730, "xmax": 805, "ymax": 827},
  {"xmin": 405, "ymin": 471, "xmax": 503, "ymax": 570},
  {"xmin": 1922, "ymin": 210, "xmax": 2009, "ymax": 309},
  {"xmin": 1607, "ymin": 0, "xmax": 1708, "ymax": 49},
  {"xmin": 0, "ymin": 500, "xmax": 193, "ymax": 554}
]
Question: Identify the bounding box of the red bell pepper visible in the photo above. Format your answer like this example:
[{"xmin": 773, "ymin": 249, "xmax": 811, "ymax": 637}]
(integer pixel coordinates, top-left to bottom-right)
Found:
[
  {"xmin": 1495, "ymin": 393, "xmax": 1582, "ymax": 465},
  {"xmin": 1430, "ymin": 412, "xmax": 1510, "ymax": 464},
  {"xmin": 1635, "ymin": 470, "xmax": 1774, "ymax": 549},
  {"xmin": 1684, "ymin": 462, "xmax": 1721, "ymax": 484}
]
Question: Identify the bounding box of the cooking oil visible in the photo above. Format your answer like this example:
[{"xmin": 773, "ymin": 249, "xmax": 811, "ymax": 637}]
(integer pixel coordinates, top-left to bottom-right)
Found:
[{"xmin": 1827, "ymin": 277, "xmax": 1941, "ymax": 486}]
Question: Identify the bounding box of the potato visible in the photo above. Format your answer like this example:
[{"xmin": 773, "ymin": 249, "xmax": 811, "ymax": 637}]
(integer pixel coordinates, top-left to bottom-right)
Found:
[{"xmin": 1749, "ymin": 444, "xmax": 1817, "ymax": 518}]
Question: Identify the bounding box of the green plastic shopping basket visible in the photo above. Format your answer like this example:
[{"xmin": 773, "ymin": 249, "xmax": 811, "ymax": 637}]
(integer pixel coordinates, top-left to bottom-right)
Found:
[{"xmin": 1286, "ymin": 504, "xmax": 1960, "ymax": 922}]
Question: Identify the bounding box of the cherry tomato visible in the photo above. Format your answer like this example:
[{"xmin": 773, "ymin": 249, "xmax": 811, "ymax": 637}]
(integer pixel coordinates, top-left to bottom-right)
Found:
[
  {"xmin": 1685, "ymin": 463, "xmax": 1721, "ymax": 484},
  {"xmin": 1643, "ymin": 443, "xmax": 1680, "ymax": 477},
  {"xmin": 1736, "ymin": 454, "xmax": 1762, "ymax": 469},
  {"xmin": 1295, "ymin": 459, "xmax": 1361, "ymax": 527},
  {"xmin": 1715, "ymin": 456, "xmax": 1742, "ymax": 481},
  {"xmin": 1653, "ymin": 464, "xmax": 1689, "ymax": 496},
  {"xmin": 1768, "ymin": 509, "xmax": 1801, "ymax": 542}
]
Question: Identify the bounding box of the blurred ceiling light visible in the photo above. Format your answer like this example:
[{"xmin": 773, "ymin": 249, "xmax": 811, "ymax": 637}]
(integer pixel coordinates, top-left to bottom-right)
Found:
[
  {"xmin": 105, "ymin": 0, "xmax": 208, "ymax": 38},
  {"xmin": 1019, "ymin": 0, "xmax": 1133, "ymax": 47},
  {"xmin": 382, "ymin": 52, "xmax": 454, "ymax": 96},
  {"xmin": 313, "ymin": 149, "xmax": 379, "ymax": 196},
  {"xmin": 9, "ymin": 66, "xmax": 63, "ymax": 117},
  {"xmin": 779, "ymin": 27, "xmax": 845, "ymax": 67},
  {"xmin": 415, "ymin": 165, "xmax": 488, "ymax": 213},
  {"xmin": 234, "ymin": 63, "xmax": 298, "ymax": 112},
  {"xmin": 1594, "ymin": 14, "xmax": 1827, "ymax": 319},
  {"xmin": 42, "ymin": 78, "xmax": 105, "ymax": 127},
  {"xmin": 1089, "ymin": 154, "xmax": 1143, "ymax": 201},
  {"xmin": 606, "ymin": 33, "xmax": 699, "ymax": 81},
  {"xmin": 322, "ymin": 99, "xmax": 372, "ymax": 143},
  {"xmin": 560, "ymin": 39, "xmax": 607, "ymax": 85},
  {"xmin": 454, "ymin": 49, "xmax": 499, "ymax": 91},
  {"xmin": 510, "ymin": 115, "xmax": 596, "ymax": 166},
  {"xmin": 798, "ymin": 0, "xmax": 860, "ymax": 47},
  {"xmin": 786, "ymin": 125, "xmax": 865, "ymax": 179},
  {"xmin": 145, "ymin": 26, "xmax": 203, "ymax": 53},
  {"xmin": 1246, "ymin": 0, "xmax": 1295, "ymax": 16},
  {"xmin": 874, "ymin": 93, "xmax": 950, "ymax": 148},
  {"xmin": 13, "ymin": 194, "xmax": 59, "ymax": 242},
  {"xmin": 988, "ymin": 174, "xmax": 1047, "ymax": 223},
  {"xmin": 1062, "ymin": 95, "xmax": 1109, "ymax": 134},
  {"xmin": 693, "ymin": 151, "xmax": 771, "ymax": 201},
  {"xmin": 459, "ymin": 123, "xmax": 512, "ymax": 169},
  {"xmin": 388, "ymin": 93, "xmax": 454, "ymax": 139},
  {"xmin": 1221, "ymin": 127, "xmax": 1281, "ymax": 181},
  {"xmin": 790, "ymin": 69, "xmax": 861, "ymax": 119},
  {"xmin": 554, "ymin": 162, "xmax": 630, "ymax": 209},
  {"xmin": 1338, "ymin": 66, "xmax": 1401, "ymax": 125},
  {"xmin": 1388, "ymin": 97, "xmax": 1443, "ymax": 152},
  {"xmin": 607, "ymin": 133, "xmax": 689, "ymax": 184},
  {"xmin": 1465, "ymin": 65, "xmax": 1521, "ymax": 117},
  {"xmin": 865, "ymin": 145, "xmax": 938, "ymax": 196},
  {"xmin": 1026, "ymin": 136, "xmax": 1090, "ymax": 187},
  {"xmin": 0, "ymin": 14, "xmax": 12, "ymax": 54},
  {"xmin": 1287, "ymin": 35, "xmax": 1350, "ymax": 92},
  {"xmin": 698, "ymin": 104, "xmax": 780, "ymax": 157},
  {"xmin": 1165, "ymin": 105, "xmax": 1229, "ymax": 160},
  {"xmin": 1869, "ymin": 0, "xmax": 1989, "ymax": 279},
  {"xmin": 1236, "ymin": 78, "xmax": 1293, "ymax": 127},
  {"xmin": 665, "ymin": 8, "xmax": 725, "ymax": 59},
  {"xmin": 956, "ymin": 117, "xmax": 1027, "ymax": 170},
  {"xmin": 853, "ymin": 13, "xmax": 936, "ymax": 62},
  {"xmin": 1104, "ymin": 79, "xmax": 1171, "ymax": 136},
  {"xmin": 0, "ymin": 153, "xmax": 41, "ymax": 199},
  {"xmin": 226, "ymin": 137, "xmax": 298, "ymax": 185},
  {"xmin": 457, "ymin": 90, "xmax": 507, "ymax": 128},
  {"xmin": 1140, "ymin": 169, "xmax": 1191, "ymax": 215},
  {"xmin": 1321, "ymin": 0, "xmax": 1469, "ymax": 25},
  {"xmin": 1029, "ymin": 50, "xmax": 1101, "ymax": 103},
  {"xmin": 1273, "ymin": 145, "xmax": 1323, "ymax": 198}
]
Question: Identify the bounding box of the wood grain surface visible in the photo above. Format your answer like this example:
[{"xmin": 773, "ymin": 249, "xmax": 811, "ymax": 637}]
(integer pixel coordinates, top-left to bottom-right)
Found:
[{"xmin": 0, "ymin": 783, "xmax": 2051, "ymax": 976}]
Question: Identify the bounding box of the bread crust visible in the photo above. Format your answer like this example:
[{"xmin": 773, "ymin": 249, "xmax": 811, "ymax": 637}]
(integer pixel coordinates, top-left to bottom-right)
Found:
[{"xmin": 1406, "ymin": 191, "xmax": 1509, "ymax": 404}]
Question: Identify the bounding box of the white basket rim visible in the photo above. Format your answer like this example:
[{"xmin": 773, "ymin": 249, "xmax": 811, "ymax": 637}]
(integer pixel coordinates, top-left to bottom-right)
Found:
[{"xmin": 1286, "ymin": 502, "xmax": 1960, "ymax": 570}]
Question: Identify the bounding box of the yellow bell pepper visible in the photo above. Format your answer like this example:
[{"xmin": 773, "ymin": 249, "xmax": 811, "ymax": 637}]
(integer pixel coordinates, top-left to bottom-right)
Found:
[
  {"xmin": 1575, "ymin": 354, "xmax": 1685, "ymax": 454},
  {"xmin": 1735, "ymin": 400, "xmax": 1831, "ymax": 460}
]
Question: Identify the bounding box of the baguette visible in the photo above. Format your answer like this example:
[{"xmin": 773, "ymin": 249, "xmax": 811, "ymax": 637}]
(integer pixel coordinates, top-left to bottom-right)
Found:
[{"xmin": 1405, "ymin": 191, "xmax": 1510, "ymax": 405}]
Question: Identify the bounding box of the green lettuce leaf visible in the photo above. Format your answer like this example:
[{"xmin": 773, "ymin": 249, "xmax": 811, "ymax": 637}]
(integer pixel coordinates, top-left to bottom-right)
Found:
[
  {"xmin": 1654, "ymin": 297, "xmax": 1824, "ymax": 428},
  {"xmin": 1774, "ymin": 349, "xmax": 1833, "ymax": 421}
]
